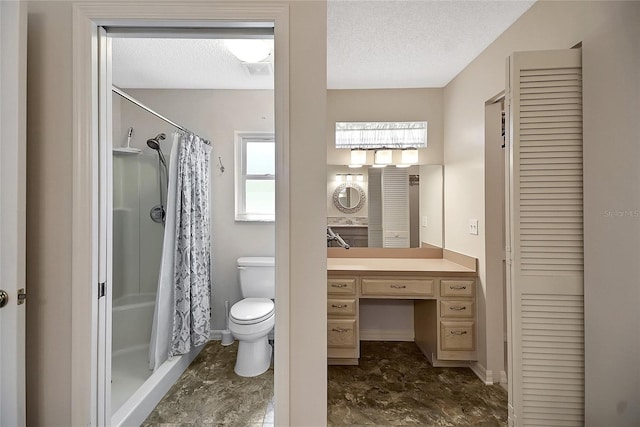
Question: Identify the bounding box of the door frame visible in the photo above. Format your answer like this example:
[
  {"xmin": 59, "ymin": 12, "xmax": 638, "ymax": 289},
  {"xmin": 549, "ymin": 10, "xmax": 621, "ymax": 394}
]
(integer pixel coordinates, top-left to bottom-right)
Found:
[
  {"xmin": 483, "ymin": 93, "xmax": 507, "ymax": 387},
  {"xmin": 71, "ymin": 3, "xmax": 291, "ymax": 425},
  {"xmin": 0, "ymin": 1, "xmax": 27, "ymax": 425}
]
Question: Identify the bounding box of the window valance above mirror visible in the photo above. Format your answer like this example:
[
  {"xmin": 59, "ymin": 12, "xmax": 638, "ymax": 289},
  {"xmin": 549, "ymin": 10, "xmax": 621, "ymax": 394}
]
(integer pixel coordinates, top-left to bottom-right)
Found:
[{"xmin": 335, "ymin": 121, "xmax": 427, "ymax": 149}]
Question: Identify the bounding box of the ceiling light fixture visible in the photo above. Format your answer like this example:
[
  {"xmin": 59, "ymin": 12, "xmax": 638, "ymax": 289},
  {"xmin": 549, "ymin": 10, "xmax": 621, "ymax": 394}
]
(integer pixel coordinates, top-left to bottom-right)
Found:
[{"xmin": 225, "ymin": 39, "xmax": 272, "ymax": 63}]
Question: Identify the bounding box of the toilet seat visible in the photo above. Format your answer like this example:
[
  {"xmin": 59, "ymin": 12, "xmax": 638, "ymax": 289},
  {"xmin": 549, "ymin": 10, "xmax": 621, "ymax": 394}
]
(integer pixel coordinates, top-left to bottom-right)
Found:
[{"xmin": 230, "ymin": 298, "xmax": 274, "ymax": 325}]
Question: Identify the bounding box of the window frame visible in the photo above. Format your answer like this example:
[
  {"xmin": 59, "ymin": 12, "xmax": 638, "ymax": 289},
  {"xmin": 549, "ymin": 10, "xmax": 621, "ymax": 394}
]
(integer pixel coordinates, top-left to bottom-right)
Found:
[{"xmin": 234, "ymin": 131, "xmax": 276, "ymax": 222}]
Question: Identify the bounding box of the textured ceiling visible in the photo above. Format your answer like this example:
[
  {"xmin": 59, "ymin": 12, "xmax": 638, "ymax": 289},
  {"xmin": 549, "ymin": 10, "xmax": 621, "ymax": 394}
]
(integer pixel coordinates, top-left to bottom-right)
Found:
[
  {"xmin": 328, "ymin": 0, "xmax": 535, "ymax": 88},
  {"xmin": 112, "ymin": 38, "xmax": 275, "ymax": 90},
  {"xmin": 112, "ymin": 0, "xmax": 535, "ymax": 90}
]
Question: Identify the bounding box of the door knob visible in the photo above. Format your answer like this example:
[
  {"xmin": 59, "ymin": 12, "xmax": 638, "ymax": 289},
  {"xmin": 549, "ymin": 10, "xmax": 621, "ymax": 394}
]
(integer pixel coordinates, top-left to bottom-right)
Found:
[{"xmin": 0, "ymin": 290, "xmax": 8, "ymax": 308}]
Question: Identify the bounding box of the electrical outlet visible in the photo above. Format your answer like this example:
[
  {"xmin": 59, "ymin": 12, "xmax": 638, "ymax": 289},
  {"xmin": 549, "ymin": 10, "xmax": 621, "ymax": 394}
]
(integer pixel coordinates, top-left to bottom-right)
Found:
[
  {"xmin": 469, "ymin": 219, "xmax": 479, "ymax": 235},
  {"xmin": 421, "ymin": 216, "xmax": 428, "ymax": 227}
]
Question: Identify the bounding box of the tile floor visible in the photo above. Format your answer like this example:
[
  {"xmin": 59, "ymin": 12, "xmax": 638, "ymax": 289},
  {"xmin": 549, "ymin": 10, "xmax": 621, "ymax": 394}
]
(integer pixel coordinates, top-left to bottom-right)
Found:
[
  {"xmin": 143, "ymin": 341, "xmax": 274, "ymax": 426},
  {"xmin": 328, "ymin": 341, "xmax": 508, "ymax": 426},
  {"xmin": 144, "ymin": 341, "xmax": 507, "ymax": 426}
]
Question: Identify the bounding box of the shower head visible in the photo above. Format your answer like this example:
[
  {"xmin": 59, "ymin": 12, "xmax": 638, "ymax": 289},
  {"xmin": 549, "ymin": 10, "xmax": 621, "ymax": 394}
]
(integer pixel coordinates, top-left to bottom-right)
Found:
[{"xmin": 146, "ymin": 133, "xmax": 166, "ymax": 150}]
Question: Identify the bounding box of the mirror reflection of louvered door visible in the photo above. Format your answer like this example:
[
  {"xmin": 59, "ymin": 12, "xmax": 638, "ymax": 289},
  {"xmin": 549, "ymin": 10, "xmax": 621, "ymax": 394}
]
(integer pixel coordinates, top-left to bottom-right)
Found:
[
  {"xmin": 505, "ymin": 49, "xmax": 584, "ymax": 426},
  {"xmin": 382, "ymin": 167, "xmax": 410, "ymax": 248}
]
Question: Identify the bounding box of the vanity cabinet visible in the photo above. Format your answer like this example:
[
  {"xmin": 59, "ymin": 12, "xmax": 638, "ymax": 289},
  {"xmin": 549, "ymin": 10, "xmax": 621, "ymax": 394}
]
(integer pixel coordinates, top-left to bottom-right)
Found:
[
  {"xmin": 361, "ymin": 278, "xmax": 434, "ymax": 298},
  {"xmin": 327, "ymin": 276, "xmax": 359, "ymax": 363},
  {"xmin": 437, "ymin": 279, "xmax": 476, "ymax": 360},
  {"xmin": 327, "ymin": 257, "xmax": 477, "ymax": 367}
]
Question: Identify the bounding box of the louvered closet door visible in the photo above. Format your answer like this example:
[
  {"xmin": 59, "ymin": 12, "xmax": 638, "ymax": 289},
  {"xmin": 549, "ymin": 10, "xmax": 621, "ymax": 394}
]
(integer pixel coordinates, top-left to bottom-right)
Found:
[{"xmin": 506, "ymin": 49, "xmax": 583, "ymax": 427}]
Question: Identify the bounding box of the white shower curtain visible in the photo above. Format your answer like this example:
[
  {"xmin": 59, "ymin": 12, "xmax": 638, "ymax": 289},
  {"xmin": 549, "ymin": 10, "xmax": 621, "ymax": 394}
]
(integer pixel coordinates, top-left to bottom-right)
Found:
[{"xmin": 149, "ymin": 131, "xmax": 212, "ymax": 371}]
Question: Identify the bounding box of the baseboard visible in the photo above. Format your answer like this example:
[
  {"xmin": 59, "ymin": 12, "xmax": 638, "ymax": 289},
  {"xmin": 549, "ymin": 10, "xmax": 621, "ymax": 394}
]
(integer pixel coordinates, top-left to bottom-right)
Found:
[
  {"xmin": 500, "ymin": 370, "xmax": 508, "ymax": 390},
  {"xmin": 210, "ymin": 329, "xmax": 224, "ymax": 340},
  {"xmin": 210, "ymin": 329, "xmax": 274, "ymax": 341},
  {"xmin": 360, "ymin": 329, "xmax": 414, "ymax": 341},
  {"xmin": 470, "ymin": 361, "xmax": 494, "ymax": 385}
]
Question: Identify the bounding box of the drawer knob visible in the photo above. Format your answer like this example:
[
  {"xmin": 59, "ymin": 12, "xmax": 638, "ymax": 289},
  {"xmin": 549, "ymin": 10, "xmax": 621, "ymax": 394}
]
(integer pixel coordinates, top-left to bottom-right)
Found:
[
  {"xmin": 332, "ymin": 328, "xmax": 351, "ymax": 333},
  {"xmin": 449, "ymin": 306, "xmax": 467, "ymax": 311},
  {"xmin": 331, "ymin": 304, "xmax": 348, "ymax": 308},
  {"xmin": 450, "ymin": 285, "xmax": 467, "ymax": 290},
  {"xmin": 390, "ymin": 284, "xmax": 407, "ymax": 289},
  {"xmin": 332, "ymin": 283, "xmax": 348, "ymax": 288},
  {"xmin": 450, "ymin": 330, "xmax": 468, "ymax": 335}
]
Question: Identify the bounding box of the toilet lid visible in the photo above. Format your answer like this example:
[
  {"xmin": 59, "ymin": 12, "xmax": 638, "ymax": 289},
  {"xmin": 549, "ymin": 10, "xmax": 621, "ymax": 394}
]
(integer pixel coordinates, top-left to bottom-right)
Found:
[{"xmin": 230, "ymin": 298, "xmax": 274, "ymax": 325}]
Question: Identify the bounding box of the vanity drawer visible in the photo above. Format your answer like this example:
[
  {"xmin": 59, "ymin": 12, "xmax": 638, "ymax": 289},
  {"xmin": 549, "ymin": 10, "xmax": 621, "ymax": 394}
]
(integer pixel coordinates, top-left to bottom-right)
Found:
[
  {"xmin": 440, "ymin": 320, "xmax": 475, "ymax": 351},
  {"xmin": 327, "ymin": 278, "xmax": 357, "ymax": 295},
  {"xmin": 327, "ymin": 319, "xmax": 357, "ymax": 348},
  {"xmin": 440, "ymin": 279, "xmax": 475, "ymax": 298},
  {"xmin": 440, "ymin": 299, "xmax": 475, "ymax": 318},
  {"xmin": 361, "ymin": 278, "xmax": 434, "ymax": 297},
  {"xmin": 327, "ymin": 299, "xmax": 357, "ymax": 316}
]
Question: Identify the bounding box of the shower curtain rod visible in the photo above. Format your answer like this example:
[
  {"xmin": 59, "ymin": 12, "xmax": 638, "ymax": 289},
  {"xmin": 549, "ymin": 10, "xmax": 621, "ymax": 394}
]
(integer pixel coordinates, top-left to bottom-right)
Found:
[{"xmin": 112, "ymin": 85, "xmax": 210, "ymax": 145}]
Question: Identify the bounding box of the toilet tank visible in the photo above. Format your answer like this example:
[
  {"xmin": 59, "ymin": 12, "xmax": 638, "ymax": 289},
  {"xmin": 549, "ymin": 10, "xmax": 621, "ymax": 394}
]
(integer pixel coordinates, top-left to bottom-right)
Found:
[{"xmin": 237, "ymin": 257, "xmax": 275, "ymax": 298}]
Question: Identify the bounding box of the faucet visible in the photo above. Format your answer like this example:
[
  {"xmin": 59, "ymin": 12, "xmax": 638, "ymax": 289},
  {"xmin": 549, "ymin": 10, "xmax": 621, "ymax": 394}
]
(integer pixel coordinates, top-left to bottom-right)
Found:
[{"xmin": 327, "ymin": 227, "xmax": 350, "ymax": 249}]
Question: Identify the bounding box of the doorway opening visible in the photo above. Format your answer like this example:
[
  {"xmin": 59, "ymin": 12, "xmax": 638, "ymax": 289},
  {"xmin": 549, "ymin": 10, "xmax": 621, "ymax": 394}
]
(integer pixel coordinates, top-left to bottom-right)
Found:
[{"xmin": 95, "ymin": 24, "xmax": 281, "ymax": 427}]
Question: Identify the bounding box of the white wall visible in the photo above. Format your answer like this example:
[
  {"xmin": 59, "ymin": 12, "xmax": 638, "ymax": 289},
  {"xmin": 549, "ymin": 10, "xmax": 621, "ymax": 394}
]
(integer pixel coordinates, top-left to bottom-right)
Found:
[
  {"xmin": 120, "ymin": 89, "xmax": 275, "ymax": 330},
  {"xmin": 443, "ymin": 1, "xmax": 640, "ymax": 423},
  {"xmin": 419, "ymin": 164, "xmax": 443, "ymax": 248}
]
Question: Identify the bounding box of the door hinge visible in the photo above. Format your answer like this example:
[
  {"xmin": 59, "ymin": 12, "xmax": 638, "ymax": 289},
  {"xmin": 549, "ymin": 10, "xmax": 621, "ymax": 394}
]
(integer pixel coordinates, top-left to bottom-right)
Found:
[
  {"xmin": 17, "ymin": 288, "xmax": 26, "ymax": 305},
  {"xmin": 98, "ymin": 282, "xmax": 106, "ymax": 299}
]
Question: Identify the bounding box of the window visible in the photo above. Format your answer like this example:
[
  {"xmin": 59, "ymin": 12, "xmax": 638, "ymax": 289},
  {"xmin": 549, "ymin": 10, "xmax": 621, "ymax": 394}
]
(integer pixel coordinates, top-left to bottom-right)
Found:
[{"xmin": 235, "ymin": 132, "xmax": 275, "ymax": 221}]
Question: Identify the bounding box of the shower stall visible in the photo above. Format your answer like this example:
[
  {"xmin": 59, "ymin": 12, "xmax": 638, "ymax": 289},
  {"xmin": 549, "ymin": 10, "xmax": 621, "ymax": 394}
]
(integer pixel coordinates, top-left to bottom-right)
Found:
[{"xmin": 110, "ymin": 90, "xmax": 200, "ymax": 425}]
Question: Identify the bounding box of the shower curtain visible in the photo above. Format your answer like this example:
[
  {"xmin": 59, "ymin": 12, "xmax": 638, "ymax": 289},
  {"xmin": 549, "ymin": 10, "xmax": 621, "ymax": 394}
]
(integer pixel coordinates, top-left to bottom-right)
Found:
[{"xmin": 149, "ymin": 131, "xmax": 212, "ymax": 371}]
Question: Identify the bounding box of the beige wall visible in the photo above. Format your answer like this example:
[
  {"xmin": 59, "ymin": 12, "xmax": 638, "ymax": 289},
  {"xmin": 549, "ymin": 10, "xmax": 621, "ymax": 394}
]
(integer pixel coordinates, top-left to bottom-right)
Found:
[
  {"xmin": 444, "ymin": 1, "xmax": 640, "ymax": 423},
  {"xmin": 288, "ymin": 2, "xmax": 327, "ymax": 424},
  {"xmin": 327, "ymin": 88, "xmax": 444, "ymax": 165},
  {"xmin": 25, "ymin": 1, "xmax": 327, "ymax": 426},
  {"xmin": 26, "ymin": 2, "xmax": 73, "ymax": 424},
  {"xmin": 119, "ymin": 89, "xmax": 275, "ymax": 330}
]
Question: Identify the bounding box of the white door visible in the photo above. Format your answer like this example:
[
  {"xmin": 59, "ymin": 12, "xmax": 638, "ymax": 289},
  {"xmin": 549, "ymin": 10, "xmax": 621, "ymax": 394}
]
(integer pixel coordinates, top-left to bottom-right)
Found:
[
  {"xmin": 0, "ymin": 1, "xmax": 27, "ymax": 426},
  {"xmin": 506, "ymin": 48, "xmax": 584, "ymax": 426}
]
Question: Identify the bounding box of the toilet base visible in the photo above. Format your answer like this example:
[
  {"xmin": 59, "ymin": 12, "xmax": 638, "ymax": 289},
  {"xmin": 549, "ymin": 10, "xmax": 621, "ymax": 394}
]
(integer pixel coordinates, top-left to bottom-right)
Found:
[{"xmin": 234, "ymin": 336, "xmax": 272, "ymax": 377}]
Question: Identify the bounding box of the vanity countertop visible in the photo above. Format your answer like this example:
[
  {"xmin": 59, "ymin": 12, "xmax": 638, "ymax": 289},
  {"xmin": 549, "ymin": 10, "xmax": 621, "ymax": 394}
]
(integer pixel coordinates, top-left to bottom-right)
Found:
[{"xmin": 327, "ymin": 257, "xmax": 476, "ymax": 275}]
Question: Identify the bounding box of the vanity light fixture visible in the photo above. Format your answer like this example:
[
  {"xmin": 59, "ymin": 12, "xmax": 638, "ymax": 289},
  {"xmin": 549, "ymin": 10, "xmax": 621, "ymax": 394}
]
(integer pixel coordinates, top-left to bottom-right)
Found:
[
  {"xmin": 350, "ymin": 149, "xmax": 367, "ymax": 168},
  {"xmin": 401, "ymin": 148, "xmax": 419, "ymax": 164},
  {"xmin": 396, "ymin": 149, "xmax": 419, "ymax": 168},
  {"xmin": 374, "ymin": 149, "xmax": 393, "ymax": 166},
  {"xmin": 336, "ymin": 173, "xmax": 364, "ymax": 182}
]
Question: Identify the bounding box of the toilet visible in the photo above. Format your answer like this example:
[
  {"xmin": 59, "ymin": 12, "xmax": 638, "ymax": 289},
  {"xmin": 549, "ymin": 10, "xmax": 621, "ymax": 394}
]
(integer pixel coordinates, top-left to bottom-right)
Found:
[{"xmin": 229, "ymin": 257, "xmax": 275, "ymax": 377}]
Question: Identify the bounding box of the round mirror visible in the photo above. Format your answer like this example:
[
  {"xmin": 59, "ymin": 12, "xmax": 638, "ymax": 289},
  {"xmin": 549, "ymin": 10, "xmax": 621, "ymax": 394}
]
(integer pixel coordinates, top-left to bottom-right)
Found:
[{"xmin": 333, "ymin": 183, "xmax": 366, "ymax": 214}]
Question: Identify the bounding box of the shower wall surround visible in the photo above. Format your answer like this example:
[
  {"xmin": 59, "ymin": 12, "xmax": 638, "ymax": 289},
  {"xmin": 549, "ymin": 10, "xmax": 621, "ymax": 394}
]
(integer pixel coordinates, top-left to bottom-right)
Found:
[{"xmin": 113, "ymin": 89, "xmax": 275, "ymax": 330}]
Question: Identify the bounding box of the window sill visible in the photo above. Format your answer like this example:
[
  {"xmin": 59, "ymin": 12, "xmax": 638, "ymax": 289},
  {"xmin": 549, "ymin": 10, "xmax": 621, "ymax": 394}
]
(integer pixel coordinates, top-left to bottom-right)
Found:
[{"xmin": 235, "ymin": 214, "xmax": 275, "ymax": 223}]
